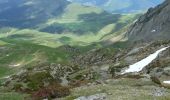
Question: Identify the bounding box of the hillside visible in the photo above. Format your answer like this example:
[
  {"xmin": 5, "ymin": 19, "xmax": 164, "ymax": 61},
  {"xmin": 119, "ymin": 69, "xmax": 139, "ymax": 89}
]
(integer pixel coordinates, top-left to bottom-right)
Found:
[
  {"xmin": 126, "ymin": 0, "xmax": 170, "ymax": 42},
  {"xmin": 68, "ymin": 0, "xmax": 164, "ymax": 13},
  {"xmin": 0, "ymin": 0, "xmax": 139, "ymax": 47},
  {"xmin": 0, "ymin": 39, "xmax": 72, "ymax": 78},
  {"xmin": 0, "ymin": 0, "xmax": 136, "ymax": 34},
  {"xmin": 0, "ymin": 0, "xmax": 170, "ymax": 100},
  {"xmin": 0, "ymin": 0, "xmax": 70, "ymax": 28}
]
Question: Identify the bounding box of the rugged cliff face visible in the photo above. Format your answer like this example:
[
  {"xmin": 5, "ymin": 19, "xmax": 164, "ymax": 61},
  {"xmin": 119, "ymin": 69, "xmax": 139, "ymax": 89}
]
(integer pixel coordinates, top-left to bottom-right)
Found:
[{"xmin": 126, "ymin": 0, "xmax": 170, "ymax": 42}]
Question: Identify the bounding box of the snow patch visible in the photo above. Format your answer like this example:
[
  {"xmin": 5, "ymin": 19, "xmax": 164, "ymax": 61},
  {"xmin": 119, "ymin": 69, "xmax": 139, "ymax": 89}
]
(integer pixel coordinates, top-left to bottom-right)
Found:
[
  {"xmin": 13, "ymin": 64, "xmax": 21, "ymax": 67},
  {"xmin": 9, "ymin": 63, "xmax": 21, "ymax": 67},
  {"xmin": 122, "ymin": 46, "xmax": 169, "ymax": 74},
  {"xmin": 3, "ymin": 76, "xmax": 10, "ymax": 79},
  {"xmin": 151, "ymin": 29, "xmax": 156, "ymax": 32},
  {"xmin": 163, "ymin": 81, "xmax": 170, "ymax": 84},
  {"xmin": 23, "ymin": 1, "xmax": 34, "ymax": 6}
]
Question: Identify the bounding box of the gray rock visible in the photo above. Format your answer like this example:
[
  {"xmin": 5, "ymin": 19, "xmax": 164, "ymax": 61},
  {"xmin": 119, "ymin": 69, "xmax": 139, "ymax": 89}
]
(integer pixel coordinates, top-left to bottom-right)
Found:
[
  {"xmin": 150, "ymin": 66, "xmax": 170, "ymax": 88},
  {"xmin": 152, "ymin": 87, "xmax": 166, "ymax": 97},
  {"xmin": 75, "ymin": 93, "xmax": 107, "ymax": 100},
  {"xmin": 126, "ymin": 0, "xmax": 170, "ymax": 42}
]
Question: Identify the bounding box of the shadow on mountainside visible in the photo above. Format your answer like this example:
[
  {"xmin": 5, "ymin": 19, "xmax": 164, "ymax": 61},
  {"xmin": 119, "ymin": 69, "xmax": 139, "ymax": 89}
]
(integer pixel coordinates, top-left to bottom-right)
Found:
[
  {"xmin": 0, "ymin": 0, "xmax": 69, "ymax": 29},
  {"xmin": 40, "ymin": 11, "xmax": 123, "ymax": 35}
]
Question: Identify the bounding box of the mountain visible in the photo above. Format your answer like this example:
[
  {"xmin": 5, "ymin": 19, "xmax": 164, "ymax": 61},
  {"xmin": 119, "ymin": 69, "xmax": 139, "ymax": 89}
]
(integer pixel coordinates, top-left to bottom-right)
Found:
[
  {"xmin": 1, "ymin": 0, "xmax": 170, "ymax": 100},
  {"xmin": 126, "ymin": 0, "xmax": 170, "ymax": 42},
  {"xmin": 0, "ymin": 0, "xmax": 70, "ymax": 28},
  {"xmin": 0, "ymin": 0, "xmax": 135, "ymax": 31},
  {"xmin": 0, "ymin": 0, "xmax": 139, "ymax": 47},
  {"xmin": 68, "ymin": 0, "xmax": 164, "ymax": 13}
]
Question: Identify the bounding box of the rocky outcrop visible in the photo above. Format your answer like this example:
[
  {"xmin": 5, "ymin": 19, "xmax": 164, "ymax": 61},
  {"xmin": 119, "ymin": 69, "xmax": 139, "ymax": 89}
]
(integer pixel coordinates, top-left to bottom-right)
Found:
[
  {"xmin": 75, "ymin": 93, "xmax": 107, "ymax": 100},
  {"xmin": 150, "ymin": 66, "xmax": 170, "ymax": 88},
  {"xmin": 148, "ymin": 46, "xmax": 170, "ymax": 88},
  {"xmin": 126, "ymin": 0, "xmax": 170, "ymax": 42},
  {"xmin": 72, "ymin": 48, "xmax": 116, "ymax": 66},
  {"xmin": 109, "ymin": 41, "xmax": 170, "ymax": 79}
]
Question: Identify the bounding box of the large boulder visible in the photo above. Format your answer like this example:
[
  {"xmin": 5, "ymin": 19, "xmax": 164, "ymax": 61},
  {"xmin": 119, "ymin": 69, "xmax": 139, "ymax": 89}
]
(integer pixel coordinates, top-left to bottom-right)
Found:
[{"xmin": 75, "ymin": 93, "xmax": 107, "ymax": 100}]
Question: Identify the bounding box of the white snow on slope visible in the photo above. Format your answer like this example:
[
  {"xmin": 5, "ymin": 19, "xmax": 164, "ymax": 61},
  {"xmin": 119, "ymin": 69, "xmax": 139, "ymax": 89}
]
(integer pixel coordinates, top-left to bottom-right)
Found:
[
  {"xmin": 122, "ymin": 46, "xmax": 169, "ymax": 74},
  {"xmin": 163, "ymin": 81, "xmax": 170, "ymax": 84},
  {"xmin": 9, "ymin": 63, "xmax": 21, "ymax": 67}
]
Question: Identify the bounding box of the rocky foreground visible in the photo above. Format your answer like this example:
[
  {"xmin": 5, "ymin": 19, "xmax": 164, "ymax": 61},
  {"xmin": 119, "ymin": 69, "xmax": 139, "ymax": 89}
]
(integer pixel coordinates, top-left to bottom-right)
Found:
[{"xmin": 0, "ymin": 40, "xmax": 169, "ymax": 100}]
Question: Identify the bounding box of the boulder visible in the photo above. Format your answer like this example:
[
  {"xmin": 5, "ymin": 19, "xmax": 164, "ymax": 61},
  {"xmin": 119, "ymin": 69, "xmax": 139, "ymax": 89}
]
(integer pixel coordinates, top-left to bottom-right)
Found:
[
  {"xmin": 75, "ymin": 93, "xmax": 107, "ymax": 100},
  {"xmin": 150, "ymin": 67, "xmax": 170, "ymax": 88}
]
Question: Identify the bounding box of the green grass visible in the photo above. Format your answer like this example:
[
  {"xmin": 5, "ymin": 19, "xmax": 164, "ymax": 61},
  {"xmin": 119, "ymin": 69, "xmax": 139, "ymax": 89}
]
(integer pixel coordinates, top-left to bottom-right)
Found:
[
  {"xmin": 2, "ymin": 38, "xmax": 70, "ymax": 62},
  {"xmin": 0, "ymin": 3, "xmax": 139, "ymax": 48},
  {"xmin": 0, "ymin": 39, "xmax": 73, "ymax": 80},
  {"xmin": 0, "ymin": 4, "xmax": 139, "ymax": 48},
  {"xmin": 46, "ymin": 3, "xmax": 103, "ymax": 25},
  {"xmin": 0, "ymin": 92, "xmax": 27, "ymax": 100},
  {"xmin": 0, "ymin": 37, "xmax": 109, "ymax": 81},
  {"xmin": 0, "ymin": 66, "xmax": 13, "ymax": 78},
  {"xmin": 63, "ymin": 78, "xmax": 170, "ymax": 100},
  {"xmin": 0, "ymin": 2, "xmax": 140, "ymax": 48}
]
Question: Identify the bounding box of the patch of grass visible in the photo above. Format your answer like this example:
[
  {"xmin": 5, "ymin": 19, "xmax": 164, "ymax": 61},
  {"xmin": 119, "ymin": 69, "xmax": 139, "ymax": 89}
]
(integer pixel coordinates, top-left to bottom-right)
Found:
[
  {"xmin": 0, "ymin": 92, "xmax": 27, "ymax": 100},
  {"xmin": 0, "ymin": 40, "xmax": 8, "ymax": 46},
  {"xmin": 0, "ymin": 79, "xmax": 6, "ymax": 86},
  {"xmin": 0, "ymin": 8, "xmax": 139, "ymax": 48},
  {"xmin": 26, "ymin": 71, "xmax": 52, "ymax": 91},
  {"xmin": 1, "ymin": 38, "xmax": 70, "ymax": 63},
  {"xmin": 0, "ymin": 66, "xmax": 13, "ymax": 78},
  {"xmin": 47, "ymin": 3, "xmax": 103, "ymax": 25},
  {"xmin": 0, "ymin": 39, "xmax": 72, "ymax": 80},
  {"xmin": 63, "ymin": 78, "xmax": 170, "ymax": 100},
  {"xmin": 32, "ymin": 83, "xmax": 70, "ymax": 99}
]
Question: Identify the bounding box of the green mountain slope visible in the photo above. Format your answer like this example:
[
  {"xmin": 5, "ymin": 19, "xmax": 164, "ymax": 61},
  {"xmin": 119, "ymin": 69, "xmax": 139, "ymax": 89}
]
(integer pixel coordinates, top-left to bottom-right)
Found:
[
  {"xmin": 0, "ymin": 39, "xmax": 71, "ymax": 78},
  {"xmin": 0, "ymin": 0, "xmax": 139, "ymax": 47},
  {"xmin": 0, "ymin": 1, "xmax": 170, "ymax": 100},
  {"xmin": 0, "ymin": 0, "xmax": 139, "ymax": 81},
  {"xmin": 0, "ymin": 1, "xmax": 139, "ymax": 82},
  {"xmin": 0, "ymin": 0, "xmax": 70, "ymax": 28},
  {"xmin": 69, "ymin": 0, "xmax": 164, "ymax": 13}
]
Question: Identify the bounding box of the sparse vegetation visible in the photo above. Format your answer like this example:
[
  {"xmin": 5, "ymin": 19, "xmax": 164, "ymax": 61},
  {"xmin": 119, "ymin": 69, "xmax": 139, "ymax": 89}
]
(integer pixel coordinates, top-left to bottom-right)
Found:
[
  {"xmin": 32, "ymin": 83, "xmax": 70, "ymax": 99},
  {"xmin": 0, "ymin": 0, "xmax": 169, "ymax": 100}
]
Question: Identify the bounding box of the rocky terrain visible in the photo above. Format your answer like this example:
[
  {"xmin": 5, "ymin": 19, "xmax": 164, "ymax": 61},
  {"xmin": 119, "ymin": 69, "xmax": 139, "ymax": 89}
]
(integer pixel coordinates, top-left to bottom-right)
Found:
[
  {"xmin": 126, "ymin": 0, "xmax": 170, "ymax": 42},
  {"xmin": 0, "ymin": 0, "xmax": 170, "ymax": 100},
  {"xmin": 1, "ymin": 40, "xmax": 169, "ymax": 100},
  {"xmin": 68, "ymin": 0, "xmax": 164, "ymax": 13}
]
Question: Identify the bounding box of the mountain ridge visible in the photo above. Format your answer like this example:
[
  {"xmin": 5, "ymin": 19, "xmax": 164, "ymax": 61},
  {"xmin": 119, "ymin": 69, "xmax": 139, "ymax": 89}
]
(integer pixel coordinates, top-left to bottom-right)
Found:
[
  {"xmin": 0, "ymin": 0, "xmax": 139, "ymax": 47},
  {"xmin": 126, "ymin": 0, "xmax": 170, "ymax": 42},
  {"xmin": 68, "ymin": 0, "xmax": 164, "ymax": 13},
  {"xmin": 0, "ymin": 0, "xmax": 170, "ymax": 100}
]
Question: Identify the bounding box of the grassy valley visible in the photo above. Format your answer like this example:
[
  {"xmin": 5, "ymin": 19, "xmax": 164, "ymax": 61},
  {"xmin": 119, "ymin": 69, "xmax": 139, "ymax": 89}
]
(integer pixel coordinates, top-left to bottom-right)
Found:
[
  {"xmin": 0, "ymin": 1, "xmax": 151, "ymax": 99},
  {"xmin": 0, "ymin": 39, "xmax": 71, "ymax": 79},
  {"xmin": 0, "ymin": 13, "xmax": 139, "ymax": 47}
]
